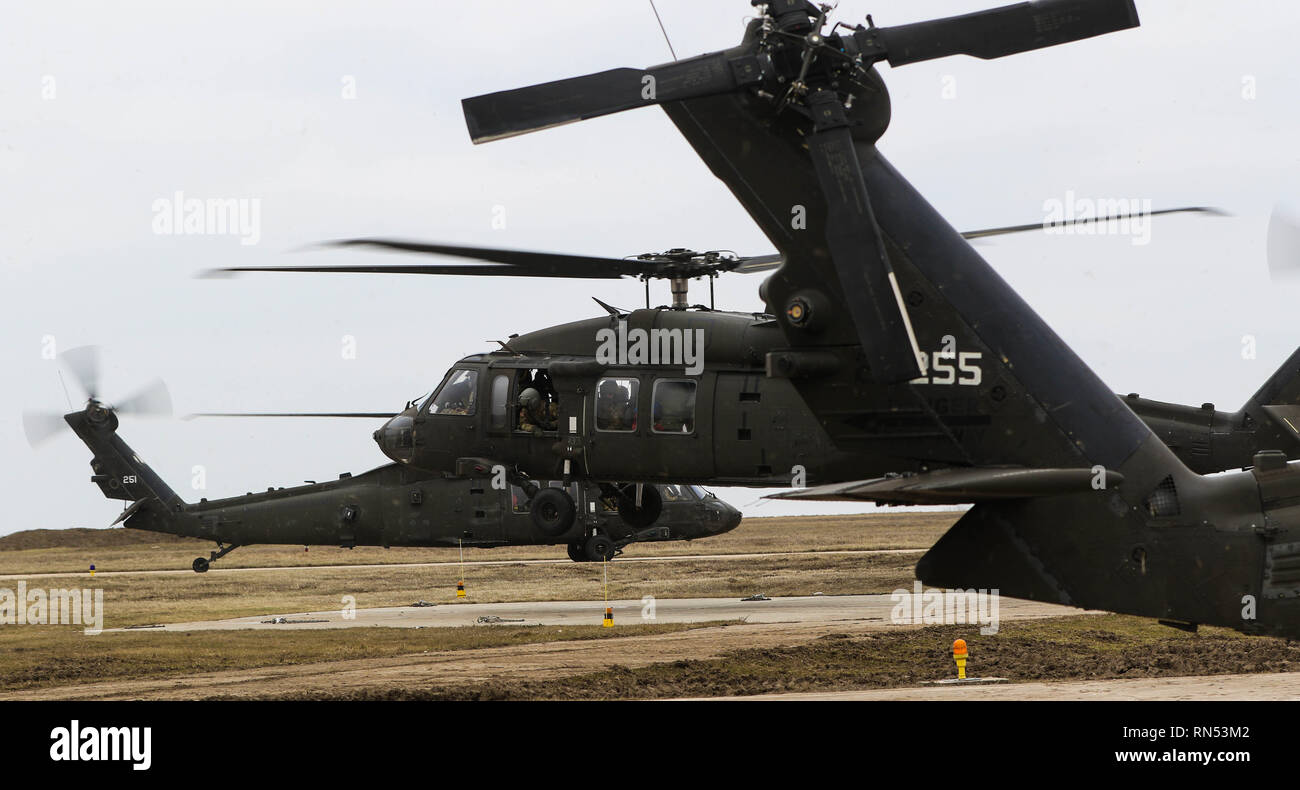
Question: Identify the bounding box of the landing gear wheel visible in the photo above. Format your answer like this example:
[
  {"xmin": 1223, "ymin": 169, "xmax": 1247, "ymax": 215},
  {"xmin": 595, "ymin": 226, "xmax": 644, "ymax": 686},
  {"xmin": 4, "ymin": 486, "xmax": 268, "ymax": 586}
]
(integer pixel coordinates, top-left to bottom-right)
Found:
[
  {"xmin": 566, "ymin": 542, "xmax": 587, "ymax": 563},
  {"xmin": 584, "ymin": 534, "xmax": 616, "ymax": 562},
  {"xmin": 530, "ymin": 487, "xmax": 576, "ymax": 536},
  {"xmin": 192, "ymin": 557, "xmax": 210, "ymax": 574},
  {"xmin": 617, "ymin": 484, "xmax": 663, "ymax": 528}
]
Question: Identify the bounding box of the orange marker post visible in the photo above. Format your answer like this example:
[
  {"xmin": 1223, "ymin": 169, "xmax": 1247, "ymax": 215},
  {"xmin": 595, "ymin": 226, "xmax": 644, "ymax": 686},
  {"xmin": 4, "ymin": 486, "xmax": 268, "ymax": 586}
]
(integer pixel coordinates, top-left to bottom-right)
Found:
[{"xmin": 952, "ymin": 639, "xmax": 968, "ymax": 680}]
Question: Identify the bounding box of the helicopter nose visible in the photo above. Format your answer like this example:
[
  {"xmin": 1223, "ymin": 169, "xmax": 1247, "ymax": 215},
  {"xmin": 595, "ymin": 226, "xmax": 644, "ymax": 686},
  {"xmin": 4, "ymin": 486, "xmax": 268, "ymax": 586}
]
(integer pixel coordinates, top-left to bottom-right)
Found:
[
  {"xmin": 717, "ymin": 504, "xmax": 742, "ymax": 533},
  {"xmin": 702, "ymin": 499, "xmax": 742, "ymax": 534},
  {"xmin": 375, "ymin": 412, "xmax": 416, "ymax": 463}
]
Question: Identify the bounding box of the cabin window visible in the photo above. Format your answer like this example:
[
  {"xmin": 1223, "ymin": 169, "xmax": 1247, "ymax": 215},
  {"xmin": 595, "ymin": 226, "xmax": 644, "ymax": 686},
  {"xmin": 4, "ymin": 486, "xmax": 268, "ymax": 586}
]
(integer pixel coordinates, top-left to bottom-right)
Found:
[
  {"xmin": 652, "ymin": 380, "xmax": 697, "ymax": 434},
  {"xmin": 595, "ymin": 377, "xmax": 639, "ymax": 432},
  {"xmin": 514, "ymin": 367, "xmax": 559, "ymax": 433},
  {"xmin": 490, "ymin": 374, "xmax": 510, "ymax": 429},
  {"xmin": 427, "ymin": 369, "xmax": 478, "ymax": 416}
]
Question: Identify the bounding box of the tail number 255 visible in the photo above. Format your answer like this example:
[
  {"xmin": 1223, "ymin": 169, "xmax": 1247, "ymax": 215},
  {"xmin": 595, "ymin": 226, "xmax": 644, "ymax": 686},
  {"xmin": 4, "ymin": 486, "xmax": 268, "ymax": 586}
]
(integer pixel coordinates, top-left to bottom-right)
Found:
[{"xmin": 910, "ymin": 349, "xmax": 983, "ymax": 387}]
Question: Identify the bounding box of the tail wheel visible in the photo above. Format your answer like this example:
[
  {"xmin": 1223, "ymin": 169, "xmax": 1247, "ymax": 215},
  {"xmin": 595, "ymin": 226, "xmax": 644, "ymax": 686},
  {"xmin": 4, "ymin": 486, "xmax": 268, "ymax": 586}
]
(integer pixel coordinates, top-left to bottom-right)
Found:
[
  {"xmin": 584, "ymin": 533, "xmax": 616, "ymax": 562},
  {"xmin": 192, "ymin": 557, "xmax": 210, "ymax": 573},
  {"xmin": 530, "ymin": 487, "xmax": 576, "ymax": 536},
  {"xmin": 617, "ymin": 484, "xmax": 662, "ymax": 528}
]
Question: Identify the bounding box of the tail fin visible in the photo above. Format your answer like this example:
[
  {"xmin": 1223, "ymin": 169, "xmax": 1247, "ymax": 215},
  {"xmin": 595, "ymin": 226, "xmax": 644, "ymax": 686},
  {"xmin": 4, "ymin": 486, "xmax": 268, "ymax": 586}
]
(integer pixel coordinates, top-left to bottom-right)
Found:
[
  {"xmin": 1115, "ymin": 347, "xmax": 1300, "ymax": 473},
  {"xmin": 64, "ymin": 404, "xmax": 184, "ymax": 516},
  {"xmin": 1237, "ymin": 346, "xmax": 1300, "ymax": 454},
  {"xmin": 662, "ymin": 96, "xmax": 1281, "ymax": 632}
]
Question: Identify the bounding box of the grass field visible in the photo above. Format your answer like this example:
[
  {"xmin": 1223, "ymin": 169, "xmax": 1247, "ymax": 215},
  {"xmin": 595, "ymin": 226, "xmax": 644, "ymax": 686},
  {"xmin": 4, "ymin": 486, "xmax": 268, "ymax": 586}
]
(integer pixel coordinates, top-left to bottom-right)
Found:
[
  {"xmin": 0, "ymin": 622, "xmax": 729, "ymax": 693},
  {"xmin": 0, "ymin": 512, "xmax": 959, "ymax": 575},
  {"xmin": 0, "ymin": 513, "xmax": 933, "ymax": 695},
  {"xmin": 5, "ymin": 511, "xmax": 1295, "ymax": 700}
]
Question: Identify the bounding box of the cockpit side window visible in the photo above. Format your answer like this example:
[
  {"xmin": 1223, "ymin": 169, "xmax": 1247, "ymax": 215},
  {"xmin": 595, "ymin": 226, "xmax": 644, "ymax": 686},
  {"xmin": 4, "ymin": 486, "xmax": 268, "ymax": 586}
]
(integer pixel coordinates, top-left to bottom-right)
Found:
[
  {"xmin": 490, "ymin": 374, "xmax": 510, "ymax": 429},
  {"xmin": 426, "ymin": 369, "xmax": 479, "ymax": 416}
]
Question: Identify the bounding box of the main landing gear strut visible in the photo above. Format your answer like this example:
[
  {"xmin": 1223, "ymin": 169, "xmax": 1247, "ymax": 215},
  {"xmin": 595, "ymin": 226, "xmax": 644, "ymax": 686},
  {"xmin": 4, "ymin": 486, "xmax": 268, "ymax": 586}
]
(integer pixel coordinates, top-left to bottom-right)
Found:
[{"xmin": 192, "ymin": 543, "xmax": 239, "ymax": 573}]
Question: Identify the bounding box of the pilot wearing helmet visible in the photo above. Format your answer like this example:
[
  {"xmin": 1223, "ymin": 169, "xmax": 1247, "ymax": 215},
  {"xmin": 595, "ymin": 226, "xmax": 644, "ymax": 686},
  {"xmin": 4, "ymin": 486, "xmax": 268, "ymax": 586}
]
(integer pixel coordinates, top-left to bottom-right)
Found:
[{"xmin": 518, "ymin": 387, "xmax": 558, "ymax": 435}]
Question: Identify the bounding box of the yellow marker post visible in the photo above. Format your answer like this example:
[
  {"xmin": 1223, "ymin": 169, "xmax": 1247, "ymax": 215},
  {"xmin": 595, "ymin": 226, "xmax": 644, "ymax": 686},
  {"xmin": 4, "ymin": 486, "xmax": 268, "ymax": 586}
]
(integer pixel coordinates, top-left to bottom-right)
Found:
[
  {"xmin": 89, "ymin": 563, "xmax": 95, "ymax": 577},
  {"xmin": 456, "ymin": 539, "xmax": 466, "ymax": 599},
  {"xmin": 953, "ymin": 639, "xmax": 968, "ymax": 680},
  {"xmin": 601, "ymin": 558, "xmax": 613, "ymax": 627}
]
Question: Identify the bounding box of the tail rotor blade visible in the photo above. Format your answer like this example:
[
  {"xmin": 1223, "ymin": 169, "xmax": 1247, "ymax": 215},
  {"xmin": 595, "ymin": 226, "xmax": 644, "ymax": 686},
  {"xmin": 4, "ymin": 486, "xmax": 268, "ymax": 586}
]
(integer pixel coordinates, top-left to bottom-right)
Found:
[
  {"xmin": 462, "ymin": 51, "xmax": 764, "ymax": 144},
  {"xmin": 805, "ymin": 91, "xmax": 922, "ymax": 384},
  {"xmin": 114, "ymin": 378, "xmax": 172, "ymax": 418},
  {"xmin": 876, "ymin": 0, "xmax": 1140, "ymax": 67},
  {"xmin": 60, "ymin": 345, "xmax": 101, "ymax": 401},
  {"xmin": 22, "ymin": 410, "xmax": 68, "ymax": 448}
]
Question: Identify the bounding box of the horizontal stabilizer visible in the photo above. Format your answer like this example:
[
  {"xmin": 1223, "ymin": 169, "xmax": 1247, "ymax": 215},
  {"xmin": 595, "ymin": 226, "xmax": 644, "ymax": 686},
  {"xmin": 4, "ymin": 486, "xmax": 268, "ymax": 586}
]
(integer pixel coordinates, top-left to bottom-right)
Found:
[
  {"xmin": 1261, "ymin": 405, "xmax": 1300, "ymax": 438},
  {"xmin": 767, "ymin": 466, "xmax": 1124, "ymax": 505},
  {"xmin": 110, "ymin": 499, "xmax": 148, "ymax": 526}
]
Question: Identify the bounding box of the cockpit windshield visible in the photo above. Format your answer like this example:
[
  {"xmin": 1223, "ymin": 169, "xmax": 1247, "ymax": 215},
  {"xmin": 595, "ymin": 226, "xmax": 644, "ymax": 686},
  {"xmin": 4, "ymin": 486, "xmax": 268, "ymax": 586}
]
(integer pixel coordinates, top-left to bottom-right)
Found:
[
  {"xmin": 424, "ymin": 369, "xmax": 478, "ymax": 416},
  {"xmin": 660, "ymin": 484, "xmax": 700, "ymax": 502}
]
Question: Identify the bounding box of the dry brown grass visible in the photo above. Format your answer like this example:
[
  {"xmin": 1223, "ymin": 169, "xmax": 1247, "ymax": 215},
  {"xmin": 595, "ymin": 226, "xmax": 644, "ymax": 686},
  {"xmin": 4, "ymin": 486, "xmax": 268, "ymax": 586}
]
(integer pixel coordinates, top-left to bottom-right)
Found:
[
  {"xmin": 0, "ymin": 622, "xmax": 730, "ymax": 692},
  {"xmin": 4, "ymin": 552, "xmax": 917, "ymax": 628},
  {"xmin": 0, "ymin": 511, "xmax": 957, "ymax": 575},
  {"xmin": 0, "ymin": 512, "xmax": 947, "ymax": 697}
]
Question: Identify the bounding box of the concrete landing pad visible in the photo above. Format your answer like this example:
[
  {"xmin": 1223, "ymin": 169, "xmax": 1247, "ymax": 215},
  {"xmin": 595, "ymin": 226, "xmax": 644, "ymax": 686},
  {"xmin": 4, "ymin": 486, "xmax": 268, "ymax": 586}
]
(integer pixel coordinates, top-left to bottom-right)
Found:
[{"xmin": 106, "ymin": 593, "xmax": 1092, "ymax": 633}]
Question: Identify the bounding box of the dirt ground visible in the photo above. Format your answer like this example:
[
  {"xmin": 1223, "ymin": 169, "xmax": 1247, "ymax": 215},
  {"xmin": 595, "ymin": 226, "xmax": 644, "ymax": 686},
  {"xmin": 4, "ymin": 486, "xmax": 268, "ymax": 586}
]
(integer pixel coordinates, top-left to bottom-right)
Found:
[
  {"xmin": 3, "ymin": 512, "xmax": 1296, "ymax": 701},
  {"xmin": 4, "ymin": 613, "xmax": 1296, "ymax": 701}
]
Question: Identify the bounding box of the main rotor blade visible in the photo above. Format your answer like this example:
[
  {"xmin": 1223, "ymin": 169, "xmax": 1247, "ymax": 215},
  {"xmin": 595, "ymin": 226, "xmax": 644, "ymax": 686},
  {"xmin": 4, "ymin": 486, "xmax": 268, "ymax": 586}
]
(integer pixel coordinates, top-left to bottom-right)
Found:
[
  {"xmin": 961, "ymin": 206, "xmax": 1225, "ymax": 240},
  {"xmin": 805, "ymin": 91, "xmax": 922, "ymax": 384},
  {"xmin": 22, "ymin": 410, "xmax": 68, "ymax": 448},
  {"xmin": 184, "ymin": 412, "xmax": 397, "ymax": 420},
  {"xmin": 877, "ymin": 0, "xmax": 1139, "ymax": 67},
  {"xmin": 60, "ymin": 345, "xmax": 100, "ymax": 401},
  {"xmin": 328, "ymin": 238, "xmax": 649, "ymax": 277},
  {"xmin": 210, "ymin": 240, "xmax": 781, "ymax": 280},
  {"xmin": 208, "ymin": 264, "xmax": 629, "ymax": 280},
  {"xmin": 728, "ymin": 254, "xmax": 784, "ymax": 274},
  {"xmin": 114, "ymin": 379, "xmax": 172, "ymax": 417},
  {"xmin": 462, "ymin": 50, "xmax": 763, "ymax": 144}
]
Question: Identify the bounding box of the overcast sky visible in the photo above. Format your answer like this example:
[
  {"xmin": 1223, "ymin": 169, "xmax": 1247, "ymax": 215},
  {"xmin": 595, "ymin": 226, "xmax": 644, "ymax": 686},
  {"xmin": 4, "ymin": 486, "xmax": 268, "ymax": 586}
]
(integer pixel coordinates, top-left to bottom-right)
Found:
[{"xmin": 2, "ymin": 0, "xmax": 1298, "ymax": 536}]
